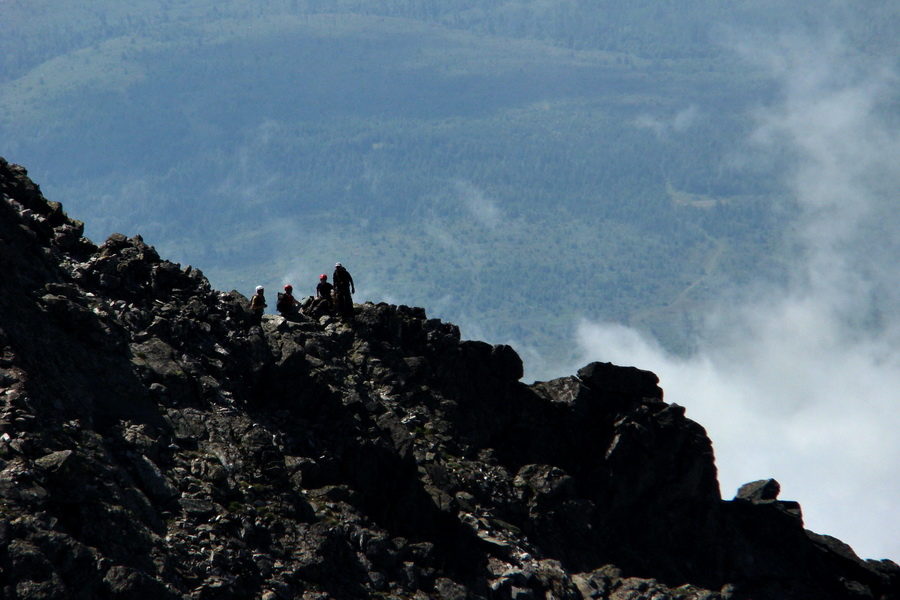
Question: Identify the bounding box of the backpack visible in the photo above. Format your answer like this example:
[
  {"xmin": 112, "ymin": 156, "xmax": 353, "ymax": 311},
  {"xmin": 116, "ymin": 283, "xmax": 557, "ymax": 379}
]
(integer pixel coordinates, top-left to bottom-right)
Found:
[
  {"xmin": 276, "ymin": 292, "xmax": 292, "ymax": 313},
  {"xmin": 333, "ymin": 267, "xmax": 346, "ymax": 286}
]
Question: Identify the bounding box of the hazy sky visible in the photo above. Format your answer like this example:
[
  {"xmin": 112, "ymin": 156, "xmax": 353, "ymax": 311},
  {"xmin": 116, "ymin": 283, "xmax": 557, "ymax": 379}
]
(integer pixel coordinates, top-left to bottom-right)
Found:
[{"xmin": 573, "ymin": 25, "xmax": 900, "ymax": 562}]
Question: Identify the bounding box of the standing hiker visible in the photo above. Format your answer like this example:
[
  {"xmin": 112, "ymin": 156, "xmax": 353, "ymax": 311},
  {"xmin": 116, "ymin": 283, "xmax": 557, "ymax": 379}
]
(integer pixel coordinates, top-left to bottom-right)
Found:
[
  {"xmin": 249, "ymin": 285, "xmax": 267, "ymax": 326},
  {"xmin": 332, "ymin": 262, "xmax": 355, "ymax": 321}
]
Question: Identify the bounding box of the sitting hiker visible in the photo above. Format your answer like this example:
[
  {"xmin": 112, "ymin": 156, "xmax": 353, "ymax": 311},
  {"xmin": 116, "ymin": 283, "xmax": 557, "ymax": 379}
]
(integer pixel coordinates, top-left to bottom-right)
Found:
[
  {"xmin": 308, "ymin": 274, "xmax": 334, "ymax": 317},
  {"xmin": 276, "ymin": 284, "xmax": 300, "ymax": 318}
]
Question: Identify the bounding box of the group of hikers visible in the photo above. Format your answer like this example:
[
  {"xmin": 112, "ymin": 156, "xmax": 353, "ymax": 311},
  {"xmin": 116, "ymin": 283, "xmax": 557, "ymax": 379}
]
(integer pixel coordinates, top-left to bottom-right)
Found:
[{"xmin": 249, "ymin": 262, "xmax": 355, "ymax": 324}]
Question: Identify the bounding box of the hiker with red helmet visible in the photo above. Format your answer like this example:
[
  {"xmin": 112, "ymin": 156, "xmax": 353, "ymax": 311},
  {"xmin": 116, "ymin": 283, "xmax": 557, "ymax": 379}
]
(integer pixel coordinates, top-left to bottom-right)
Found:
[
  {"xmin": 317, "ymin": 274, "xmax": 334, "ymax": 304},
  {"xmin": 276, "ymin": 284, "xmax": 300, "ymax": 318},
  {"xmin": 307, "ymin": 274, "xmax": 334, "ymax": 318}
]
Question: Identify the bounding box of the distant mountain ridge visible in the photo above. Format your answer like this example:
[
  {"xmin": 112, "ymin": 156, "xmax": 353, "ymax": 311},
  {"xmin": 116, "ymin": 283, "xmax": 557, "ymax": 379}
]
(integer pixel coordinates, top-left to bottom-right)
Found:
[{"xmin": 1, "ymin": 156, "xmax": 897, "ymax": 599}]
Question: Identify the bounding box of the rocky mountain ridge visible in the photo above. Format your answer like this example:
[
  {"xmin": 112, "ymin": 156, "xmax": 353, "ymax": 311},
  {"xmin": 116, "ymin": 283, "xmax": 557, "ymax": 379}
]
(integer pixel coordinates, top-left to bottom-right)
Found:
[{"xmin": 1, "ymin": 155, "xmax": 897, "ymax": 599}]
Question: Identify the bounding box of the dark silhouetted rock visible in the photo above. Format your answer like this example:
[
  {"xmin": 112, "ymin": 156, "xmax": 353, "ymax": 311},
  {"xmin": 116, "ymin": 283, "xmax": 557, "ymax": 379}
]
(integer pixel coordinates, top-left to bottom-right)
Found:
[
  {"xmin": 1, "ymin": 156, "xmax": 897, "ymax": 599},
  {"xmin": 736, "ymin": 478, "xmax": 781, "ymax": 502}
]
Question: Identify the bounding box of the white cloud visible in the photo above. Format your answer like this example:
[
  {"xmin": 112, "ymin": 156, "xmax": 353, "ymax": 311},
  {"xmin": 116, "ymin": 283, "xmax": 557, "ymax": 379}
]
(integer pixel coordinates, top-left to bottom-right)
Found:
[
  {"xmin": 673, "ymin": 105, "xmax": 700, "ymax": 133},
  {"xmin": 575, "ymin": 304, "xmax": 900, "ymax": 562},
  {"xmin": 634, "ymin": 105, "xmax": 700, "ymax": 139},
  {"xmin": 574, "ymin": 28, "xmax": 900, "ymax": 562},
  {"xmin": 453, "ymin": 179, "xmax": 503, "ymax": 230}
]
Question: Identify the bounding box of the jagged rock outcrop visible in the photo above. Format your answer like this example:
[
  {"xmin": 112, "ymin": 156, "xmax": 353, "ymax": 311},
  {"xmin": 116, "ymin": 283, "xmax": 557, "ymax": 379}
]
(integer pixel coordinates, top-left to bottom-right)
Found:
[{"xmin": 1, "ymin": 156, "xmax": 898, "ymax": 599}]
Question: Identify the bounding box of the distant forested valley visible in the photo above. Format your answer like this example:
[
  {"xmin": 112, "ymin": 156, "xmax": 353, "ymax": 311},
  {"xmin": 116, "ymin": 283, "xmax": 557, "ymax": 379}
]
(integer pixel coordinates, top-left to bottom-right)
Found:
[{"xmin": 3, "ymin": 0, "xmax": 896, "ymax": 376}]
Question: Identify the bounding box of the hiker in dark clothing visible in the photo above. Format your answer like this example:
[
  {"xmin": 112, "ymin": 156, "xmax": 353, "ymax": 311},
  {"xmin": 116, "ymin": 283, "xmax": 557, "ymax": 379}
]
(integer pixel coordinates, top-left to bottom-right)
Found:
[
  {"xmin": 333, "ymin": 262, "xmax": 355, "ymax": 321},
  {"xmin": 249, "ymin": 285, "xmax": 266, "ymax": 326},
  {"xmin": 308, "ymin": 274, "xmax": 334, "ymax": 317}
]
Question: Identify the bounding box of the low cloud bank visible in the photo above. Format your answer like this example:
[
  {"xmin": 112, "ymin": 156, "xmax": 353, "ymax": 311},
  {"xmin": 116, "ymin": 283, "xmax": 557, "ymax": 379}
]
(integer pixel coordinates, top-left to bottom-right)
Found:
[
  {"xmin": 575, "ymin": 26, "xmax": 900, "ymax": 561},
  {"xmin": 575, "ymin": 313, "xmax": 899, "ymax": 562}
]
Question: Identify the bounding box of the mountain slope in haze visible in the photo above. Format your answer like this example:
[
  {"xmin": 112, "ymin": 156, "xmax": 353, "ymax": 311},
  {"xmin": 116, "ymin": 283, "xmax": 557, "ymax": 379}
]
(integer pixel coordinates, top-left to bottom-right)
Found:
[
  {"xmin": 0, "ymin": 1, "xmax": 803, "ymax": 373},
  {"xmin": 3, "ymin": 158, "xmax": 898, "ymax": 599}
]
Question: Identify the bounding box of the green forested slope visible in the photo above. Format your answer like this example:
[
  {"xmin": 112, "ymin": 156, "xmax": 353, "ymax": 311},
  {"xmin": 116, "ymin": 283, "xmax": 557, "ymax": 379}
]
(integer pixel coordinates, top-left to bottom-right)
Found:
[{"xmin": 4, "ymin": 0, "xmax": 886, "ymax": 376}]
